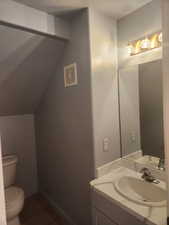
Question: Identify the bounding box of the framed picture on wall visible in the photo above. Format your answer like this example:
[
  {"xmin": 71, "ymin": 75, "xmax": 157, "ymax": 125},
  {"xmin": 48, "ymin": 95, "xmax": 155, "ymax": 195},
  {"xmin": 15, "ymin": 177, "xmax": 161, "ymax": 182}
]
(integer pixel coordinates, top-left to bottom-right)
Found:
[{"xmin": 64, "ymin": 63, "xmax": 78, "ymax": 88}]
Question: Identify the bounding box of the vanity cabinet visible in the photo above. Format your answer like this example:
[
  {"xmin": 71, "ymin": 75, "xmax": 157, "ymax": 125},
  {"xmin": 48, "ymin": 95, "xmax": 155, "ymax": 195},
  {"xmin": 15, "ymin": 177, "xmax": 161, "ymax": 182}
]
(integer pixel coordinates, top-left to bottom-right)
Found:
[
  {"xmin": 92, "ymin": 190, "xmax": 145, "ymax": 225},
  {"xmin": 93, "ymin": 209, "xmax": 117, "ymax": 225}
]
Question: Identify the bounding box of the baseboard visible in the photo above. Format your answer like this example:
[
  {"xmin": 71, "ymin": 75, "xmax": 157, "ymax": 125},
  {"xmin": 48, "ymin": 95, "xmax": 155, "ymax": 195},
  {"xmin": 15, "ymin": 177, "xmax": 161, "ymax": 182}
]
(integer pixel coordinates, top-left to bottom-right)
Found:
[{"xmin": 40, "ymin": 191, "xmax": 76, "ymax": 225}]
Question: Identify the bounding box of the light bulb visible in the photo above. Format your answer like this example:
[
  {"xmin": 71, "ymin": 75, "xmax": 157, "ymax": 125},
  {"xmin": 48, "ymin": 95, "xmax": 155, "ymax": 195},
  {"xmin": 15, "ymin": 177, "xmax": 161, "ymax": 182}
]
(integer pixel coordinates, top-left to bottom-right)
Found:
[
  {"xmin": 150, "ymin": 34, "xmax": 158, "ymax": 48},
  {"xmin": 158, "ymin": 32, "xmax": 162, "ymax": 43},
  {"xmin": 140, "ymin": 38, "xmax": 151, "ymax": 49},
  {"xmin": 127, "ymin": 44, "xmax": 134, "ymax": 55}
]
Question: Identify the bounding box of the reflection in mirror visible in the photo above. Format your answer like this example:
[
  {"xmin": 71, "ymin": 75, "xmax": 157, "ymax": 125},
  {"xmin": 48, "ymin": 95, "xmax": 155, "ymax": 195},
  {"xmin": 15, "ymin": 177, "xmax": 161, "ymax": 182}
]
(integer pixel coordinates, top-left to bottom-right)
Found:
[{"xmin": 119, "ymin": 59, "xmax": 164, "ymax": 166}]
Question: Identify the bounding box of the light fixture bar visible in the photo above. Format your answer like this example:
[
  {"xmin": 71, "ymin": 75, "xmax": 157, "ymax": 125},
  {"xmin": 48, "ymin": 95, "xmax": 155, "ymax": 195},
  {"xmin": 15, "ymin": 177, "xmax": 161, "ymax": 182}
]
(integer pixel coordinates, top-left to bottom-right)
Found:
[{"xmin": 128, "ymin": 31, "xmax": 162, "ymax": 56}]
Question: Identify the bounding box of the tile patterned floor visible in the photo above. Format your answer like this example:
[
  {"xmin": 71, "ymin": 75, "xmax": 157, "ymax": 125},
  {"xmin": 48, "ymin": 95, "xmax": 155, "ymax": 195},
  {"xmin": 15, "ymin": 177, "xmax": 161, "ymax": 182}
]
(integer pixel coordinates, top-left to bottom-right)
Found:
[{"xmin": 20, "ymin": 193, "xmax": 68, "ymax": 225}]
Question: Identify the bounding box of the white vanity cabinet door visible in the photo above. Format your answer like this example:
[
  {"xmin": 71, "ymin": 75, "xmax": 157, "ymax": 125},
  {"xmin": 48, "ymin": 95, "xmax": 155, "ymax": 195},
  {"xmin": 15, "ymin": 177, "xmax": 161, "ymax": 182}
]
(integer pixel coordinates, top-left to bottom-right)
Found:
[
  {"xmin": 92, "ymin": 190, "xmax": 145, "ymax": 225},
  {"xmin": 93, "ymin": 209, "xmax": 117, "ymax": 225}
]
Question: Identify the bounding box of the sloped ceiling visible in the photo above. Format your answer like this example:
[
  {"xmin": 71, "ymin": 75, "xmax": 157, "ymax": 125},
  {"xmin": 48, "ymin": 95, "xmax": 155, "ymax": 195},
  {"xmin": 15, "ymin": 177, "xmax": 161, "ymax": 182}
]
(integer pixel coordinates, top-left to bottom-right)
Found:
[{"xmin": 0, "ymin": 25, "xmax": 65, "ymax": 116}]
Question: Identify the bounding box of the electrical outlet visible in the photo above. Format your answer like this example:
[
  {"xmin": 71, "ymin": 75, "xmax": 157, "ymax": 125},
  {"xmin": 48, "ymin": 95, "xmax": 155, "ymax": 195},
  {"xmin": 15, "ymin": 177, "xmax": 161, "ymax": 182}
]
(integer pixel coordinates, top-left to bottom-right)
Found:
[
  {"xmin": 130, "ymin": 132, "xmax": 136, "ymax": 143},
  {"xmin": 103, "ymin": 138, "xmax": 109, "ymax": 152}
]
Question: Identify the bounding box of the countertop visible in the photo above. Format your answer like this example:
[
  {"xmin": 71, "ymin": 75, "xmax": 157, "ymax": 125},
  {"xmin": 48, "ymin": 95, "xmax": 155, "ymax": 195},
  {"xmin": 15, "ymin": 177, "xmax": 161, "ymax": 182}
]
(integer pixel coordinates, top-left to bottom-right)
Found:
[{"xmin": 90, "ymin": 166, "xmax": 167, "ymax": 225}]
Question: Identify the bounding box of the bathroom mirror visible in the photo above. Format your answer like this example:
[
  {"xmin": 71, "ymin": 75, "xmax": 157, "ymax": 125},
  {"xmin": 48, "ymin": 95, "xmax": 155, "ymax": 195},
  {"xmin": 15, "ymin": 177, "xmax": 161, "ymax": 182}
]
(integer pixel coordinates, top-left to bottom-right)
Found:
[{"xmin": 119, "ymin": 59, "xmax": 164, "ymax": 160}]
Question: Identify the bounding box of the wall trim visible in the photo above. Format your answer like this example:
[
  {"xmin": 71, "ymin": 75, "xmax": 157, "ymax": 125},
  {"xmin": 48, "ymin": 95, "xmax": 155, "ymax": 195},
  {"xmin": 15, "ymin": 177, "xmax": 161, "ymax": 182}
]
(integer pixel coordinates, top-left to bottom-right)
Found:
[{"xmin": 41, "ymin": 191, "xmax": 77, "ymax": 225}]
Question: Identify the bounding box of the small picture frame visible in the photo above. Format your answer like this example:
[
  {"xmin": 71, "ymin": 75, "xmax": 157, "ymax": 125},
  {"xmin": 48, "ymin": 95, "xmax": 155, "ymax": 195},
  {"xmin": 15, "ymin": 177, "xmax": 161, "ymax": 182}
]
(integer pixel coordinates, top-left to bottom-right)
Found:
[{"xmin": 64, "ymin": 63, "xmax": 78, "ymax": 88}]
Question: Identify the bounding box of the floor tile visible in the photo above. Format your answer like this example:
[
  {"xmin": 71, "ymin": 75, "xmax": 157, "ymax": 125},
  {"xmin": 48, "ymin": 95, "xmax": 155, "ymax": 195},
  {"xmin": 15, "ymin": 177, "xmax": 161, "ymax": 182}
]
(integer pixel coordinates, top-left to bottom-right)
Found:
[
  {"xmin": 20, "ymin": 193, "xmax": 68, "ymax": 225},
  {"xmin": 22, "ymin": 211, "xmax": 55, "ymax": 225}
]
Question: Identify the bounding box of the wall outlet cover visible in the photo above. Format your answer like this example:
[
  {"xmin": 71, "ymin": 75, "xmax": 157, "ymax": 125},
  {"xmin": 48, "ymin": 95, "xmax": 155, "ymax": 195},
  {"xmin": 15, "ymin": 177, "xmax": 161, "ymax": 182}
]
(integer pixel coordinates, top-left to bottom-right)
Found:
[{"xmin": 103, "ymin": 138, "xmax": 110, "ymax": 152}]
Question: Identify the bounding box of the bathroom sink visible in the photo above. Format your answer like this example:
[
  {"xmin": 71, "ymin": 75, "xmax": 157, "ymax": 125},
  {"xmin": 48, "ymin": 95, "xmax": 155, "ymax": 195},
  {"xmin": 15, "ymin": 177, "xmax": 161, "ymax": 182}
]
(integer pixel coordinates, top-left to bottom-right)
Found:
[{"xmin": 114, "ymin": 176, "xmax": 167, "ymax": 207}]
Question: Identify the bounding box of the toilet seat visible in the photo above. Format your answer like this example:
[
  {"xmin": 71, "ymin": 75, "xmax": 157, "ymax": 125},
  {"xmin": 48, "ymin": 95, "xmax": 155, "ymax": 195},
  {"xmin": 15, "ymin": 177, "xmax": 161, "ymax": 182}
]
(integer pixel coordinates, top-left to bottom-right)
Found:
[{"xmin": 5, "ymin": 186, "xmax": 24, "ymax": 221}]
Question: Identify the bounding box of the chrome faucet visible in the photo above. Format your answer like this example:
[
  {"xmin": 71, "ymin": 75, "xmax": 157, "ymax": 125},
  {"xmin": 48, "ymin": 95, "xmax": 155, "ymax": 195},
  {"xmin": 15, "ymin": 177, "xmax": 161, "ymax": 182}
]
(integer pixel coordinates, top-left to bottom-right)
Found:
[
  {"xmin": 158, "ymin": 158, "xmax": 165, "ymax": 171},
  {"xmin": 140, "ymin": 168, "xmax": 160, "ymax": 184}
]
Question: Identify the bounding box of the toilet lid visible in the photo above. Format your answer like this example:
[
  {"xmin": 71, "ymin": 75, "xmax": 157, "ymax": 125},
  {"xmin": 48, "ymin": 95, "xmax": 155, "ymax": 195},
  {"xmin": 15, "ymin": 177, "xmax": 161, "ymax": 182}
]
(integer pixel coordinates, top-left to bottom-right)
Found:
[{"xmin": 5, "ymin": 186, "xmax": 24, "ymax": 210}]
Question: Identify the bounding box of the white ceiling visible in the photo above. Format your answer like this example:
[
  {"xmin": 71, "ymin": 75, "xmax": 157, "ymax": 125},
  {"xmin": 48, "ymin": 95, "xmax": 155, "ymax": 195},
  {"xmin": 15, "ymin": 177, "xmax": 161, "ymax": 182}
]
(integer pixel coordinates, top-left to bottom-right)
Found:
[{"xmin": 13, "ymin": 0, "xmax": 153, "ymax": 19}]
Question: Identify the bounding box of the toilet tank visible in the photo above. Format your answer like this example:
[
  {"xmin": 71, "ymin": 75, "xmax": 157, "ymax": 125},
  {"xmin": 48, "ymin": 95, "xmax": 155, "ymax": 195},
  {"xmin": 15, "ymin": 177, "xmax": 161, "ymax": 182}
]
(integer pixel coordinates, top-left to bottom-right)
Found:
[{"xmin": 2, "ymin": 155, "xmax": 18, "ymax": 188}]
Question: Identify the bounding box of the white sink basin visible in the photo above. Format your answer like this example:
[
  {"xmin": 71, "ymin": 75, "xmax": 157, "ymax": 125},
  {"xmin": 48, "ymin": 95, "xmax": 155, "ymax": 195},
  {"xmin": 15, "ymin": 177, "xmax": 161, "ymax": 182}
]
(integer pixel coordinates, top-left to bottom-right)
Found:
[{"xmin": 114, "ymin": 176, "xmax": 167, "ymax": 207}]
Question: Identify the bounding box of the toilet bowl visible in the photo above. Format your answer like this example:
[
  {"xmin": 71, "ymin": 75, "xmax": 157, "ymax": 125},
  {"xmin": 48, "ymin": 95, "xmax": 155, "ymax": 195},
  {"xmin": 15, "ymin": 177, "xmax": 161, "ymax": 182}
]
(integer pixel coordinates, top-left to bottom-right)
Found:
[
  {"xmin": 5, "ymin": 186, "xmax": 24, "ymax": 225},
  {"xmin": 3, "ymin": 155, "xmax": 24, "ymax": 225}
]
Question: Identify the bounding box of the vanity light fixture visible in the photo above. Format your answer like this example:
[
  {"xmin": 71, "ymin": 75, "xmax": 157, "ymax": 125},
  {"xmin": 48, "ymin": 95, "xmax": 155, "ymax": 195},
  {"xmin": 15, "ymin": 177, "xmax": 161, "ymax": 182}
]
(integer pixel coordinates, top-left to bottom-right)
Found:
[{"xmin": 128, "ymin": 31, "xmax": 162, "ymax": 56}]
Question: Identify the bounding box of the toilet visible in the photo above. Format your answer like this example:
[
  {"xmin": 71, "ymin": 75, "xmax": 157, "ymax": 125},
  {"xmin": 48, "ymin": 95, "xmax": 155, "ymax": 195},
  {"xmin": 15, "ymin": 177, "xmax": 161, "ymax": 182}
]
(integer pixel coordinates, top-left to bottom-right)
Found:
[{"xmin": 3, "ymin": 155, "xmax": 24, "ymax": 225}]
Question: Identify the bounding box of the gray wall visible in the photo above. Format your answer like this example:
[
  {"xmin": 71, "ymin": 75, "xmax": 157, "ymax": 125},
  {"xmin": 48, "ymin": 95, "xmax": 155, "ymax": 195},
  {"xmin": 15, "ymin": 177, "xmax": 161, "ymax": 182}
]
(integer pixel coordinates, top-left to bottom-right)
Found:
[
  {"xmin": 0, "ymin": 25, "xmax": 65, "ymax": 116},
  {"xmin": 139, "ymin": 60, "xmax": 164, "ymax": 158},
  {"xmin": 118, "ymin": 0, "xmax": 162, "ymax": 68},
  {"xmin": 89, "ymin": 8, "xmax": 121, "ymax": 168},
  {"xmin": 119, "ymin": 66, "xmax": 141, "ymax": 156},
  {"xmin": 0, "ymin": 114, "xmax": 38, "ymax": 197},
  {"xmin": 35, "ymin": 9, "xmax": 94, "ymax": 225}
]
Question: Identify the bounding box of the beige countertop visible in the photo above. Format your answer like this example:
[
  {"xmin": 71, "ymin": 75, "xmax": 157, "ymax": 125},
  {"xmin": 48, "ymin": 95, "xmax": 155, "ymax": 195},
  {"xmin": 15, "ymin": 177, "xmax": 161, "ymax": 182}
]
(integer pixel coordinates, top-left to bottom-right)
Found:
[{"xmin": 90, "ymin": 166, "xmax": 167, "ymax": 225}]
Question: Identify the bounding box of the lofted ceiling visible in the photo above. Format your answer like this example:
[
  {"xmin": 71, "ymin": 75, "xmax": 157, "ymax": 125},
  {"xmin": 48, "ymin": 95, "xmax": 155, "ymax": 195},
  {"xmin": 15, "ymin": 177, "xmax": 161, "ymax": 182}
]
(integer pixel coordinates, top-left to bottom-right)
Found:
[
  {"xmin": 13, "ymin": 0, "xmax": 153, "ymax": 19},
  {"xmin": 0, "ymin": 25, "xmax": 65, "ymax": 116}
]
